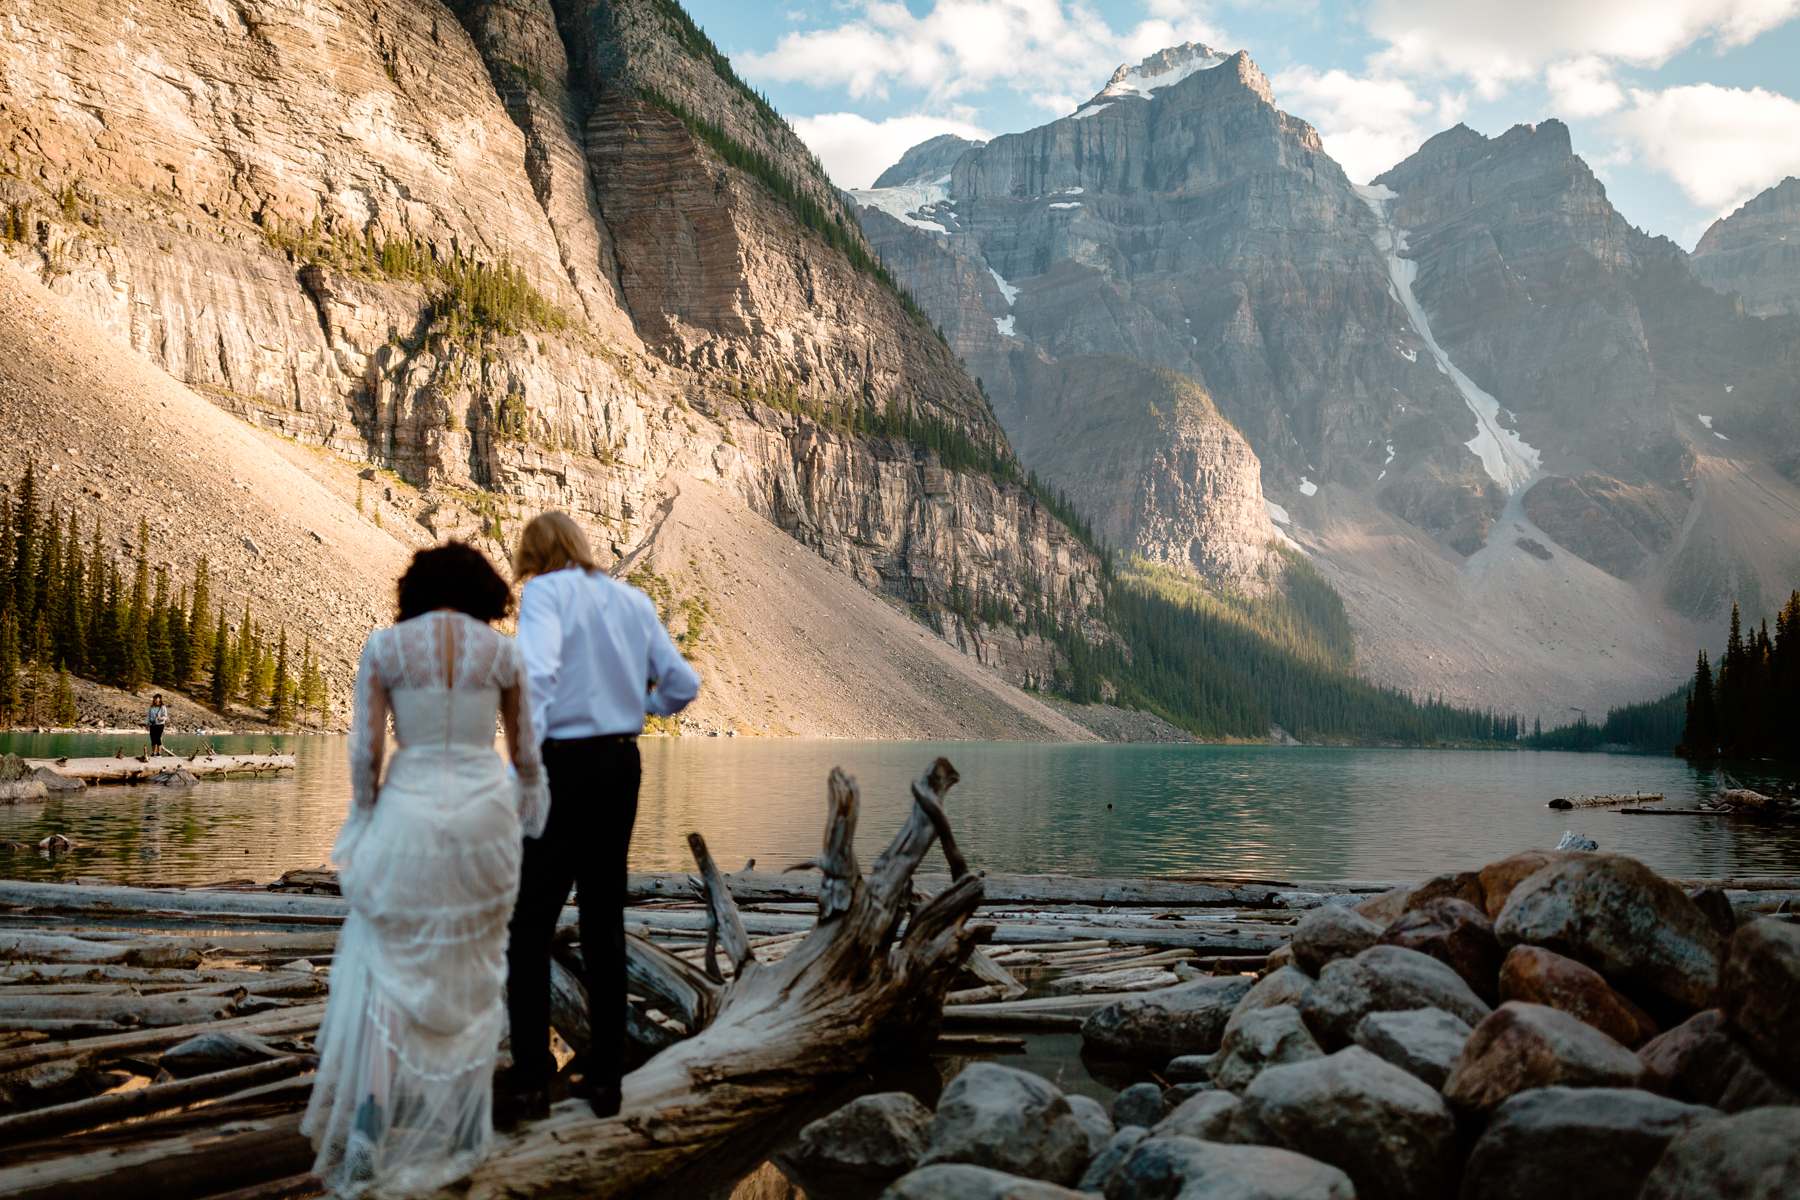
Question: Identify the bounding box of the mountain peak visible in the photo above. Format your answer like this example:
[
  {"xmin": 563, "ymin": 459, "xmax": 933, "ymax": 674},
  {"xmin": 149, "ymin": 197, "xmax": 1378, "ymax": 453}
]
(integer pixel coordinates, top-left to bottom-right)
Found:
[
  {"xmin": 1098, "ymin": 42, "xmax": 1234, "ymax": 100},
  {"xmin": 872, "ymin": 134, "xmax": 984, "ymax": 188}
]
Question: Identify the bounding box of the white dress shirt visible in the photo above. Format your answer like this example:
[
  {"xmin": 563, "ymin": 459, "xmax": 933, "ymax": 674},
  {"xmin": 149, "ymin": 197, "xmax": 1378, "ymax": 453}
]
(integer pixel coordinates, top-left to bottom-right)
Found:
[{"xmin": 515, "ymin": 567, "xmax": 701, "ymax": 741}]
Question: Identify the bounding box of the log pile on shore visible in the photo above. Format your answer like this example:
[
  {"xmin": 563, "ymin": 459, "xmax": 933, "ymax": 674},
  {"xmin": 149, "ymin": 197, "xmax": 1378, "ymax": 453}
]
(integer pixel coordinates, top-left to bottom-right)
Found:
[{"xmin": 1, "ymin": 793, "xmax": 1797, "ymax": 1196}]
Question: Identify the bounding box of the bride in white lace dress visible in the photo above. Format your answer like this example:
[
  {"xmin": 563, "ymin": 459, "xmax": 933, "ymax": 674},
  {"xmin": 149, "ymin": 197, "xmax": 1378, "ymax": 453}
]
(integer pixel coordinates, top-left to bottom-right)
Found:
[{"xmin": 302, "ymin": 545, "xmax": 548, "ymax": 1196}]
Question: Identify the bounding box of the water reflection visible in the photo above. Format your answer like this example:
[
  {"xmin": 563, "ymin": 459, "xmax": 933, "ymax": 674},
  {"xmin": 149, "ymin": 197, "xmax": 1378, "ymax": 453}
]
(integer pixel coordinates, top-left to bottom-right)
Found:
[{"xmin": 3, "ymin": 734, "xmax": 1798, "ymax": 885}]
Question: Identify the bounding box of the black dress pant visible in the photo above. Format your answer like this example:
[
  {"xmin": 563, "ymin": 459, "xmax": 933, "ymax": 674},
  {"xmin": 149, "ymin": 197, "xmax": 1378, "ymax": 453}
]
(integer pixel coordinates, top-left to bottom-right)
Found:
[{"xmin": 505, "ymin": 735, "xmax": 640, "ymax": 1092}]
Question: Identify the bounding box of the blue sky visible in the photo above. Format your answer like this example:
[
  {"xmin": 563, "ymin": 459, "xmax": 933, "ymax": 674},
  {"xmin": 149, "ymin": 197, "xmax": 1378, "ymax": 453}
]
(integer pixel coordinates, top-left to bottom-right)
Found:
[{"xmin": 683, "ymin": 0, "xmax": 1800, "ymax": 248}]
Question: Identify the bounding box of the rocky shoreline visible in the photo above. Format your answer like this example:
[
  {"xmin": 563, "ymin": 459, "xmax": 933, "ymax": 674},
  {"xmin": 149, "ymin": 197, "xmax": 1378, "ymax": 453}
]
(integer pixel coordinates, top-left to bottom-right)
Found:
[{"xmin": 780, "ymin": 849, "xmax": 1799, "ymax": 1198}]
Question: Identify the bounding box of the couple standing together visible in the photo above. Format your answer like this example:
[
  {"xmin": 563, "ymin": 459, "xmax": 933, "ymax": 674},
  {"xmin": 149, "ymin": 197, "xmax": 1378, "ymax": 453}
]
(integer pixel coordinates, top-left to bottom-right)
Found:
[{"xmin": 301, "ymin": 513, "xmax": 700, "ymax": 1196}]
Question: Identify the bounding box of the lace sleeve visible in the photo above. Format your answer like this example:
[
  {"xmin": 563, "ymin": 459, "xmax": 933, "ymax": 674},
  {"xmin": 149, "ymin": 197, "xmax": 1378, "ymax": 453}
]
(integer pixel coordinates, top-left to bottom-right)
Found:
[
  {"xmin": 336, "ymin": 634, "xmax": 390, "ymax": 865},
  {"xmin": 500, "ymin": 636, "xmax": 550, "ymax": 839}
]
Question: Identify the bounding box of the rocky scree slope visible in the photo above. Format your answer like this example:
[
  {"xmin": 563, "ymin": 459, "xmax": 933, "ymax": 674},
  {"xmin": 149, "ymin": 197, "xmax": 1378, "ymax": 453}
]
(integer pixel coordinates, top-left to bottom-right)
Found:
[{"xmin": 0, "ymin": 0, "xmax": 1108, "ymax": 720}]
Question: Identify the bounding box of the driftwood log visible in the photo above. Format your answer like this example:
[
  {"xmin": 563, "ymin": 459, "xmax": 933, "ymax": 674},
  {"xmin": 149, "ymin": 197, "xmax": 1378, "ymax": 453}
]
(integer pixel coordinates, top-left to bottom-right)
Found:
[
  {"xmin": 23, "ymin": 755, "xmax": 295, "ymax": 786},
  {"xmin": 401, "ymin": 758, "xmax": 988, "ymax": 1199}
]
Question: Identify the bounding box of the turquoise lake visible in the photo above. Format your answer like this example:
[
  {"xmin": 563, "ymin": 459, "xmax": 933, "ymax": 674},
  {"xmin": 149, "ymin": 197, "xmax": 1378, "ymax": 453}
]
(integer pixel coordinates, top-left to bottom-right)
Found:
[{"xmin": 4, "ymin": 733, "xmax": 1797, "ymax": 885}]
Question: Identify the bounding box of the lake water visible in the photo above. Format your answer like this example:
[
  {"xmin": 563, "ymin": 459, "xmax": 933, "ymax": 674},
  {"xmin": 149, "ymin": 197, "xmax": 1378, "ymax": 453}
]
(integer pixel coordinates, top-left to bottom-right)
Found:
[{"xmin": 5, "ymin": 733, "xmax": 1798, "ymax": 885}]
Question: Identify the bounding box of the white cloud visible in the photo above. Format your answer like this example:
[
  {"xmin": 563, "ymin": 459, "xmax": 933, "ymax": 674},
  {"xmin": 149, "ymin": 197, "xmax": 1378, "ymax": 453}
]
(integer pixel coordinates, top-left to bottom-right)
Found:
[
  {"xmin": 737, "ymin": 0, "xmax": 1226, "ymax": 112},
  {"xmin": 1612, "ymin": 83, "xmax": 1800, "ymax": 213},
  {"xmin": 1367, "ymin": 0, "xmax": 1800, "ymax": 93},
  {"xmin": 1271, "ymin": 67, "xmax": 1440, "ymax": 182},
  {"xmin": 791, "ymin": 111, "xmax": 993, "ymax": 188},
  {"xmin": 1545, "ymin": 56, "xmax": 1625, "ymax": 117}
]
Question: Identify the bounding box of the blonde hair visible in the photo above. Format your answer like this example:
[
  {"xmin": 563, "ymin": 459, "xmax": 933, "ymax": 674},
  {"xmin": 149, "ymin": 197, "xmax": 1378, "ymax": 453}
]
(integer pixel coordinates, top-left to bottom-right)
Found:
[{"xmin": 513, "ymin": 511, "xmax": 599, "ymax": 582}]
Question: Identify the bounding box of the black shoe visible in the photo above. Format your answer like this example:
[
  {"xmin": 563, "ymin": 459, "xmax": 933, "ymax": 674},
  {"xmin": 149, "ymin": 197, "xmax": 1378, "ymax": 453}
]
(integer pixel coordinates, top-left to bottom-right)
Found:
[{"xmin": 584, "ymin": 1084, "xmax": 622, "ymax": 1119}]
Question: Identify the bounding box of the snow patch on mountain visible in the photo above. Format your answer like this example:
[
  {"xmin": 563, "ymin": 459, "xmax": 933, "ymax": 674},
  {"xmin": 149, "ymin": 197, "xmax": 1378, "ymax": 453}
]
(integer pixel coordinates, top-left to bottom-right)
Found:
[
  {"xmin": 1072, "ymin": 102, "xmax": 1111, "ymax": 120},
  {"xmin": 988, "ymin": 267, "xmax": 1019, "ymax": 306},
  {"xmin": 994, "ymin": 315, "xmax": 1015, "ymax": 336},
  {"xmin": 848, "ymin": 176, "xmax": 953, "ymax": 234},
  {"xmin": 1698, "ymin": 413, "xmax": 1714, "ymax": 428},
  {"xmin": 1299, "ymin": 477, "xmax": 1318, "ymax": 497},
  {"xmin": 1355, "ymin": 183, "xmax": 1542, "ymax": 494},
  {"xmin": 1100, "ymin": 45, "xmax": 1229, "ymax": 100},
  {"xmin": 1048, "ymin": 201, "xmax": 1082, "ymax": 210},
  {"xmin": 1265, "ymin": 499, "xmax": 1292, "ymax": 525}
]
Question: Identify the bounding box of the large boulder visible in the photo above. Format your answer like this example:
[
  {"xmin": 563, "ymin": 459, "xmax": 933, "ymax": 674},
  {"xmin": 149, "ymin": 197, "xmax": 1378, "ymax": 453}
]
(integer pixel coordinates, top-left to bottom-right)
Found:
[
  {"xmin": 1235, "ymin": 1046, "xmax": 1458, "ymax": 1200},
  {"xmin": 1352, "ymin": 1007, "xmax": 1472, "ymax": 1090},
  {"xmin": 1493, "ymin": 853, "xmax": 1724, "ymax": 1013},
  {"xmin": 1638, "ymin": 1009, "xmax": 1800, "ymax": 1111},
  {"xmin": 1290, "ymin": 907, "xmax": 1382, "ymax": 977},
  {"xmin": 1638, "ymin": 1107, "xmax": 1800, "ymax": 1200},
  {"xmin": 883, "ymin": 1164, "xmax": 1089, "ymax": 1199},
  {"xmin": 1460, "ymin": 1086, "xmax": 1717, "ymax": 1200},
  {"xmin": 1111, "ymin": 1082, "xmax": 1168, "ymax": 1130},
  {"xmin": 1379, "ymin": 897, "xmax": 1504, "ymax": 1003},
  {"xmin": 1402, "ymin": 869, "xmax": 1485, "ymax": 912},
  {"xmin": 1104, "ymin": 1136, "xmax": 1355, "ymax": 1200},
  {"xmin": 1444, "ymin": 1001, "xmax": 1645, "ymax": 1112},
  {"xmin": 777, "ymin": 1092, "xmax": 934, "ymax": 1195},
  {"xmin": 1500, "ymin": 944, "xmax": 1660, "ymax": 1047},
  {"xmin": 1299, "ymin": 944, "xmax": 1491, "ymax": 1048},
  {"xmin": 919, "ymin": 1064, "xmax": 1092, "ymax": 1186},
  {"xmin": 1478, "ymin": 849, "xmax": 1577, "ymax": 918},
  {"xmin": 1224, "ymin": 967, "xmax": 1313, "ymax": 1034},
  {"xmin": 1721, "ymin": 918, "xmax": 1800, "ymax": 1086},
  {"xmin": 1083, "ymin": 976, "xmax": 1255, "ymax": 1062},
  {"xmin": 1209, "ymin": 1004, "xmax": 1322, "ymax": 1093},
  {"xmin": 1078, "ymin": 1127, "xmax": 1147, "ymax": 1195},
  {"xmin": 1164, "ymin": 1054, "xmax": 1213, "ymax": 1083},
  {"xmin": 1687, "ymin": 886, "xmax": 1737, "ymax": 940},
  {"xmin": 1066, "ymin": 1094, "xmax": 1114, "ymax": 1159},
  {"xmin": 1353, "ymin": 886, "xmax": 1412, "ymax": 926},
  {"xmin": 1151, "ymin": 1090, "xmax": 1241, "ymax": 1141}
]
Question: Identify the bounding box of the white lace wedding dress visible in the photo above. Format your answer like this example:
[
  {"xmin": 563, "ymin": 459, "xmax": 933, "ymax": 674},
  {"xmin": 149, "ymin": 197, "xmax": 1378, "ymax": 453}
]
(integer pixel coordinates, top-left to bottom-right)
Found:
[{"xmin": 302, "ymin": 611, "xmax": 549, "ymax": 1197}]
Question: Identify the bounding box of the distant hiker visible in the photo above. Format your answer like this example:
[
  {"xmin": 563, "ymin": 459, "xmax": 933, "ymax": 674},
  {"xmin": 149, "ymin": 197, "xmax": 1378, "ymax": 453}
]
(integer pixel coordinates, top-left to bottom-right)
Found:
[
  {"xmin": 500, "ymin": 511, "xmax": 700, "ymax": 1125},
  {"xmin": 303, "ymin": 541, "xmax": 547, "ymax": 1195},
  {"xmin": 146, "ymin": 694, "xmax": 169, "ymax": 754}
]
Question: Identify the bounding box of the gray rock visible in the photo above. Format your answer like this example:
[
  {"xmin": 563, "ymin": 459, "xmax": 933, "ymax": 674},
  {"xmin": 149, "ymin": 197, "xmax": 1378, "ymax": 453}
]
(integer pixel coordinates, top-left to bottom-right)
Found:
[
  {"xmin": 159, "ymin": 1030, "xmax": 284, "ymax": 1077},
  {"xmin": 776, "ymin": 1091, "xmax": 934, "ymax": 1194},
  {"xmin": 1083, "ymin": 976, "xmax": 1255, "ymax": 1062},
  {"xmin": 1164, "ymin": 1054, "xmax": 1213, "ymax": 1083},
  {"xmin": 1299, "ymin": 944, "xmax": 1491, "ymax": 1048},
  {"xmin": 31, "ymin": 766, "xmax": 84, "ymax": 792},
  {"xmin": 1161, "ymin": 1082, "xmax": 1212, "ymax": 1107},
  {"xmin": 1111, "ymin": 1082, "xmax": 1167, "ymax": 1129},
  {"xmin": 921, "ymin": 1064, "xmax": 1091, "ymax": 1186},
  {"xmin": 1289, "ymin": 906, "xmax": 1382, "ymax": 976},
  {"xmin": 1556, "ymin": 831, "xmax": 1599, "ymax": 851},
  {"xmin": 1078, "ymin": 1127, "xmax": 1146, "ymax": 1195},
  {"xmin": 1151, "ymin": 1090, "xmax": 1240, "ymax": 1141},
  {"xmin": 1721, "ymin": 918, "xmax": 1800, "ymax": 1087},
  {"xmin": 1209, "ymin": 1004, "xmax": 1322, "ymax": 1092},
  {"xmin": 1444, "ymin": 1001, "xmax": 1645, "ymax": 1113},
  {"xmin": 1105, "ymin": 1135, "xmax": 1354, "ymax": 1200},
  {"xmin": 1065, "ymin": 1093, "xmax": 1114, "ymax": 1159},
  {"xmin": 882, "ymin": 1164, "xmax": 1089, "ymax": 1199},
  {"xmin": 1351, "ymin": 1006, "xmax": 1472, "ymax": 1089},
  {"xmin": 1494, "ymin": 853, "xmax": 1724, "ymax": 1013},
  {"xmin": 1224, "ymin": 967, "xmax": 1314, "ymax": 1036},
  {"xmin": 1687, "ymin": 886, "xmax": 1737, "ymax": 940},
  {"xmin": 1235, "ymin": 1046, "xmax": 1458, "ymax": 1200},
  {"xmin": 1638, "ymin": 1106, "xmax": 1800, "ymax": 1199},
  {"xmin": 1462, "ymin": 1086, "xmax": 1717, "ymax": 1200},
  {"xmin": 1378, "ymin": 896, "xmax": 1504, "ymax": 1004},
  {"xmin": 1639, "ymin": 1008, "xmax": 1800, "ymax": 1112}
]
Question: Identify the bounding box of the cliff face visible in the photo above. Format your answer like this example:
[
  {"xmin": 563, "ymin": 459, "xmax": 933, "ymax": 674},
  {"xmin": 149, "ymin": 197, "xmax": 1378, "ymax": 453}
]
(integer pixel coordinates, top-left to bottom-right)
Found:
[
  {"xmin": 0, "ymin": 0, "xmax": 1104, "ymax": 701},
  {"xmin": 1692, "ymin": 176, "xmax": 1800, "ymax": 319}
]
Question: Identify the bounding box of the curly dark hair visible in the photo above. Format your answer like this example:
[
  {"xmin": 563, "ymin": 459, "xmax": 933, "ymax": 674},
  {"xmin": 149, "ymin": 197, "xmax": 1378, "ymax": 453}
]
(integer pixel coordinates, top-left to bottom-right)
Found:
[{"xmin": 396, "ymin": 541, "xmax": 513, "ymax": 624}]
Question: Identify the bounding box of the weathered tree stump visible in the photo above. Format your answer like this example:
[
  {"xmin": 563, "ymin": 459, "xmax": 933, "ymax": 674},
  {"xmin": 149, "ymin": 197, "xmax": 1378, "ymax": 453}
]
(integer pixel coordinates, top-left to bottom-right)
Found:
[{"xmin": 405, "ymin": 758, "xmax": 987, "ymax": 1199}]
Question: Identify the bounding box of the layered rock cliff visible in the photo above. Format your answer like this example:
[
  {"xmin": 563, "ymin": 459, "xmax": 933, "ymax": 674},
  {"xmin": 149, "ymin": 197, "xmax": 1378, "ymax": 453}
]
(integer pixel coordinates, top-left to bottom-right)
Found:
[
  {"xmin": 0, "ymin": 0, "xmax": 1106, "ymax": 712},
  {"xmin": 1692, "ymin": 177, "xmax": 1800, "ymax": 319}
]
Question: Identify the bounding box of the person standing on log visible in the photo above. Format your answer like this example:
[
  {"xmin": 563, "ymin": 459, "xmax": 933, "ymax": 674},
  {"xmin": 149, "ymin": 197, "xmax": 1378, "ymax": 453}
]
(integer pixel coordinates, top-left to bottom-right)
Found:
[
  {"xmin": 501, "ymin": 512, "xmax": 700, "ymax": 1124},
  {"xmin": 146, "ymin": 693, "xmax": 169, "ymax": 755},
  {"xmin": 301, "ymin": 543, "xmax": 549, "ymax": 1196}
]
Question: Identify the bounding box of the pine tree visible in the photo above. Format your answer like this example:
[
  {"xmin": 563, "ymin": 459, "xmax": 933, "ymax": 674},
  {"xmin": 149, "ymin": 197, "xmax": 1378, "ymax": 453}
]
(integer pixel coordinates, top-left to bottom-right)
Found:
[
  {"xmin": 84, "ymin": 520, "xmax": 106, "ymax": 661},
  {"xmin": 33, "ymin": 503, "xmax": 62, "ymax": 652},
  {"xmin": 51, "ymin": 663, "xmax": 77, "ymax": 726},
  {"xmin": 235, "ymin": 603, "xmax": 256, "ymax": 704},
  {"xmin": 124, "ymin": 519, "xmax": 151, "ymax": 691},
  {"xmin": 271, "ymin": 628, "xmax": 295, "ymax": 726},
  {"xmin": 185, "ymin": 557, "xmax": 212, "ymax": 687},
  {"xmin": 0, "ymin": 495, "xmax": 13, "ymax": 617},
  {"xmin": 10, "ymin": 461, "xmax": 39, "ymax": 625},
  {"xmin": 169, "ymin": 584, "xmax": 192, "ymax": 689},
  {"xmin": 148, "ymin": 565, "xmax": 174, "ymax": 686},
  {"xmin": 55, "ymin": 511, "xmax": 85, "ymax": 672},
  {"xmin": 1682, "ymin": 650, "xmax": 1718, "ymax": 759},
  {"xmin": 0, "ymin": 613, "xmax": 18, "ymax": 724},
  {"xmin": 210, "ymin": 612, "xmax": 231, "ymax": 712}
]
